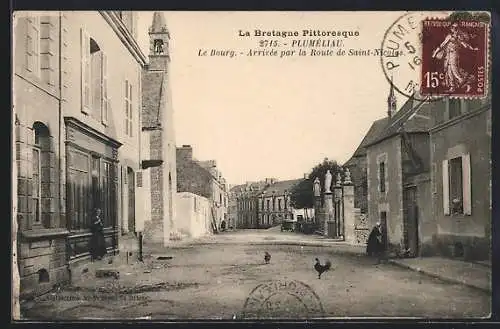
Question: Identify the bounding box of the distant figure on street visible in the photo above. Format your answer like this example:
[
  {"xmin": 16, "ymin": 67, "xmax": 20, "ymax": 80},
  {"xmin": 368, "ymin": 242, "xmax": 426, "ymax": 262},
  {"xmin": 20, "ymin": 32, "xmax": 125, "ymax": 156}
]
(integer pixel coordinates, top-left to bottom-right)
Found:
[
  {"xmin": 220, "ymin": 220, "xmax": 227, "ymax": 232},
  {"xmin": 89, "ymin": 208, "xmax": 107, "ymax": 261},
  {"xmin": 366, "ymin": 222, "xmax": 385, "ymax": 263}
]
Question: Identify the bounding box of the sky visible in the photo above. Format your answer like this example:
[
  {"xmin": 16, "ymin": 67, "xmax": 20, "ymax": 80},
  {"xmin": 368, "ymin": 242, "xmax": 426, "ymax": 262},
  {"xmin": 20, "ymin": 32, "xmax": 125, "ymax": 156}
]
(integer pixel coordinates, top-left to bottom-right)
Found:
[{"xmin": 135, "ymin": 11, "xmax": 443, "ymax": 186}]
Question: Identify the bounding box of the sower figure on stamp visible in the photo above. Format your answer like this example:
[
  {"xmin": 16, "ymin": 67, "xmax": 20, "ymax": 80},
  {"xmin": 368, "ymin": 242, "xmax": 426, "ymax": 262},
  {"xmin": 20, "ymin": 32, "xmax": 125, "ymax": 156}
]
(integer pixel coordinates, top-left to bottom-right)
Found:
[
  {"xmin": 90, "ymin": 207, "xmax": 107, "ymax": 261},
  {"xmin": 431, "ymin": 22, "xmax": 479, "ymax": 92}
]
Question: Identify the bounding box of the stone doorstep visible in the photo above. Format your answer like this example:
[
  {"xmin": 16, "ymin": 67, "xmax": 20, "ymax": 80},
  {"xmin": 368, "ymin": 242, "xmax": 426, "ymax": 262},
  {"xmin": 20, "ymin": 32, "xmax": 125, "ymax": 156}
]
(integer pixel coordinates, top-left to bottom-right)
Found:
[{"xmin": 388, "ymin": 259, "xmax": 491, "ymax": 293}]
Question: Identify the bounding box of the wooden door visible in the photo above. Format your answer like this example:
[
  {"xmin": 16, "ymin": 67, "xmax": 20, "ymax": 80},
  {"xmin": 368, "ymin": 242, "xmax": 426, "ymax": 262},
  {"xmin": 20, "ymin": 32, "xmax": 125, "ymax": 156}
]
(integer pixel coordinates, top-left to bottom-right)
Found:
[{"xmin": 403, "ymin": 186, "xmax": 419, "ymax": 257}]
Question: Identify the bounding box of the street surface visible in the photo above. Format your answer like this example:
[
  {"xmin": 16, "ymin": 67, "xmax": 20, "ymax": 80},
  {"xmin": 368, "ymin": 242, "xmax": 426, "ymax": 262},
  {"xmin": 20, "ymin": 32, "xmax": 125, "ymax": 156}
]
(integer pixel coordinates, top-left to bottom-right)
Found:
[{"xmin": 22, "ymin": 229, "xmax": 490, "ymax": 320}]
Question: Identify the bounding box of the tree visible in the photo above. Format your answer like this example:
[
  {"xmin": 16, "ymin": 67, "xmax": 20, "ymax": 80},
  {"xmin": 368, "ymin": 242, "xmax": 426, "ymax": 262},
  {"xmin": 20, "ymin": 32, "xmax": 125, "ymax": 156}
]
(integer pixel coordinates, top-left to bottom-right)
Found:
[{"xmin": 290, "ymin": 158, "xmax": 343, "ymax": 209}]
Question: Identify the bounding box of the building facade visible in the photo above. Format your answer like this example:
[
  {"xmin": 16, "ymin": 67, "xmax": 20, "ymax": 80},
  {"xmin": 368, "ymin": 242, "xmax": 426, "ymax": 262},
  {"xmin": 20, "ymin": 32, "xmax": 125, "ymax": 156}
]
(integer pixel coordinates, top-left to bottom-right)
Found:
[
  {"xmin": 365, "ymin": 91, "xmax": 435, "ymax": 257},
  {"xmin": 141, "ymin": 12, "xmax": 177, "ymax": 246},
  {"xmin": 176, "ymin": 145, "xmax": 228, "ymax": 232},
  {"xmin": 13, "ymin": 11, "xmax": 148, "ymax": 299},
  {"xmin": 258, "ymin": 179, "xmax": 301, "ymax": 228},
  {"xmin": 197, "ymin": 160, "xmax": 229, "ymax": 230},
  {"xmin": 231, "ymin": 180, "xmax": 271, "ymax": 229},
  {"xmin": 429, "ymin": 98, "xmax": 491, "ymax": 261},
  {"xmin": 176, "ymin": 192, "xmax": 212, "ymax": 238}
]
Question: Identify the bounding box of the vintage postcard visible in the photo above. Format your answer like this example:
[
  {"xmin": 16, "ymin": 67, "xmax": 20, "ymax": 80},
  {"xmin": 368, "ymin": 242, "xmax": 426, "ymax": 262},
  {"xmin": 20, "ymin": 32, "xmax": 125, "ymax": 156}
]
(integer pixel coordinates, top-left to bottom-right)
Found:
[{"xmin": 11, "ymin": 10, "xmax": 492, "ymax": 320}]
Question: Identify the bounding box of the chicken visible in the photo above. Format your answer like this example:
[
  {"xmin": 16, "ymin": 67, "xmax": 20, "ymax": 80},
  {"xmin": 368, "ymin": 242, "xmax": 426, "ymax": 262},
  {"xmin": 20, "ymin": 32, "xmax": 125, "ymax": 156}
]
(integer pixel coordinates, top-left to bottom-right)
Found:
[
  {"xmin": 264, "ymin": 252, "xmax": 271, "ymax": 264},
  {"xmin": 314, "ymin": 258, "xmax": 332, "ymax": 279}
]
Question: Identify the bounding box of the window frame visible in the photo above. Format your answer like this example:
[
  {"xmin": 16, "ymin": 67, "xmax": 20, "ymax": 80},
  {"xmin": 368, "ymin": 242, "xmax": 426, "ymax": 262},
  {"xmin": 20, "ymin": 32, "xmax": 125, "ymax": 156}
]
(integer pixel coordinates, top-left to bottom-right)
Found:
[
  {"xmin": 379, "ymin": 161, "xmax": 386, "ymax": 193},
  {"xmin": 442, "ymin": 153, "xmax": 472, "ymax": 216},
  {"xmin": 32, "ymin": 143, "xmax": 42, "ymax": 226},
  {"xmin": 124, "ymin": 79, "xmax": 133, "ymax": 137},
  {"xmin": 26, "ymin": 14, "xmax": 40, "ymax": 76}
]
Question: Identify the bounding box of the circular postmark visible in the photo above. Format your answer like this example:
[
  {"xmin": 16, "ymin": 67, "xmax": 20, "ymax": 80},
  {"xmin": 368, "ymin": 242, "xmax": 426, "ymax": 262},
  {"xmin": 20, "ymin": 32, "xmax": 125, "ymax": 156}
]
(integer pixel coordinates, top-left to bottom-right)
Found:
[
  {"xmin": 241, "ymin": 279, "xmax": 325, "ymax": 319},
  {"xmin": 380, "ymin": 11, "xmax": 449, "ymax": 101}
]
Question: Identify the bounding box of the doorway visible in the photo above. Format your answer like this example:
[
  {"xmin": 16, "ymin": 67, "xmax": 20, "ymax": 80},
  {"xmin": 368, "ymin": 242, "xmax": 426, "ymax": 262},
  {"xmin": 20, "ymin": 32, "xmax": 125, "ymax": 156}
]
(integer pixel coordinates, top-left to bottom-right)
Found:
[
  {"xmin": 127, "ymin": 167, "xmax": 135, "ymax": 234},
  {"xmin": 168, "ymin": 173, "xmax": 173, "ymax": 227},
  {"xmin": 403, "ymin": 186, "xmax": 419, "ymax": 257},
  {"xmin": 380, "ymin": 211, "xmax": 388, "ymax": 251}
]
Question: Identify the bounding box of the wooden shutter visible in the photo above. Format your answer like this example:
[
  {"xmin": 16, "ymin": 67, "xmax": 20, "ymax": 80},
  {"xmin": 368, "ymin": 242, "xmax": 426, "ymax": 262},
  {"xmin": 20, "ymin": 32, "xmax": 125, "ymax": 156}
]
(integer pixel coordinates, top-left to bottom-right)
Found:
[
  {"xmin": 101, "ymin": 52, "xmax": 108, "ymax": 125},
  {"xmin": 129, "ymin": 82, "xmax": 133, "ymax": 137},
  {"xmin": 462, "ymin": 153, "xmax": 472, "ymax": 215},
  {"xmin": 124, "ymin": 80, "xmax": 129, "ymax": 135},
  {"xmin": 25, "ymin": 16, "xmax": 34, "ymax": 72},
  {"xmin": 442, "ymin": 159, "xmax": 450, "ymax": 215},
  {"xmin": 80, "ymin": 28, "xmax": 90, "ymax": 113}
]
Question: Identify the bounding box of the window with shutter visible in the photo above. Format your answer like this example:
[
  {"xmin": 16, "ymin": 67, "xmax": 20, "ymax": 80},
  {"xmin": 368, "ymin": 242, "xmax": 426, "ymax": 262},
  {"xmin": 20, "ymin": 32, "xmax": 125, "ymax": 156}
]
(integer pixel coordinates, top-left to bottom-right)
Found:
[
  {"xmin": 129, "ymin": 83, "xmax": 133, "ymax": 137},
  {"xmin": 462, "ymin": 153, "xmax": 471, "ymax": 215},
  {"xmin": 442, "ymin": 159, "xmax": 450, "ymax": 215},
  {"xmin": 81, "ymin": 28, "xmax": 91, "ymax": 114},
  {"xmin": 448, "ymin": 99, "xmax": 462, "ymax": 120},
  {"xmin": 26, "ymin": 15, "xmax": 40, "ymax": 75},
  {"xmin": 125, "ymin": 80, "xmax": 130, "ymax": 136},
  {"xmin": 101, "ymin": 52, "xmax": 109, "ymax": 125}
]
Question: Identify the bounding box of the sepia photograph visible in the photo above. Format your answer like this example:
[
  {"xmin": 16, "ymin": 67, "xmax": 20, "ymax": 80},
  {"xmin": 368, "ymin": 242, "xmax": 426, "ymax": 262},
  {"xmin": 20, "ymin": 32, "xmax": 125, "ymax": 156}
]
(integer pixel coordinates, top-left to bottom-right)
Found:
[{"xmin": 11, "ymin": 10, "xmax": 492, "ymax": 320}]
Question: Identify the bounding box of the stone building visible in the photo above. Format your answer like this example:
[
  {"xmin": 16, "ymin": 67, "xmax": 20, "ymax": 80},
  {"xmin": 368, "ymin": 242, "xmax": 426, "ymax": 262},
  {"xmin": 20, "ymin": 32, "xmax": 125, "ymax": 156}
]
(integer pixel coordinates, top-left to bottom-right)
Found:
[
  {"xmin": 231, "ymin": 180, "xmax": 271, "ymax": 229},
  {"xmin": 176, "ymin": 145, "xmax": 228, "ymax": 232},
  {"xmin": 227, "ymin": 185, "xmax": 238, "ymax": 229},
  {"xmin": 365, "ymin": 95, "xmax": 435, "ymax": 257},
  {"xmin": 141, "ymin": 12, "xmax": 177, "ymax": 245},
  {"xmin": 197, "ymin": 159, "xmax": 229, "ymax": 229},
  {"xmin": 176, "ymin": 192, "xmax": 212, "ymax": 238},
  {"xmin": 429, "ymin": 97, "xmax": 491, "ymax": 261},
  {"xmin": 258, "ymin": 179, "xmax": 301, "ymax": 228},
  {"xmin": 13, "ymin": 11, "xmax": 147, "ymax": 299}
]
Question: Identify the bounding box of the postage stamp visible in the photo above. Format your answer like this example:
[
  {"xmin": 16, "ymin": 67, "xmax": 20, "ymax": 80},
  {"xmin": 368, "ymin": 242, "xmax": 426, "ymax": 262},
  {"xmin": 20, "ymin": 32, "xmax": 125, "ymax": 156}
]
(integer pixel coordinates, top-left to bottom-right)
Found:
[
  {"xmin": 241, "ymin": 279, "xmax": 325, "ymax": 319},
  {"xmin": 420, "ymin": 19, "xmax": 489, "ymax": 98},
  {"xmin": 379, "ymin": 11, "xmax": 450, "ymax": 101}
]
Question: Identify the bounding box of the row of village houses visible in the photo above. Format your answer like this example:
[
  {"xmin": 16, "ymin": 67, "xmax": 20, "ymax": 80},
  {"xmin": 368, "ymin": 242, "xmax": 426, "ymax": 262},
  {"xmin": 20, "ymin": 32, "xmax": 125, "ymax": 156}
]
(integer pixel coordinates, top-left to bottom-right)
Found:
[
  {"xmin": 230, "ymin": 82, "xmax": 491, "ymax": 263},
  {"xmin": 342, "ymin": 83, "xmax": 491, "ymax": 262},
  {"xmin": 12, "ymin": 11, "xmax": 229, "ymax": 300},
  {"xmin": 229, "ymin": 177, "xmax": 313, "ymax": 229}
]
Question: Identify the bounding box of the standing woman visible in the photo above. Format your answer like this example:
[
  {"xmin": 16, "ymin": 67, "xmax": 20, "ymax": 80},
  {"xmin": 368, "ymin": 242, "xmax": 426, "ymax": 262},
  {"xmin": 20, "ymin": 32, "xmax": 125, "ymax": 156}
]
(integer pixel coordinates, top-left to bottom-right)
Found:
[{"xmin": 90, "ymin": 208, "xmax": 107, "ymax": 260}]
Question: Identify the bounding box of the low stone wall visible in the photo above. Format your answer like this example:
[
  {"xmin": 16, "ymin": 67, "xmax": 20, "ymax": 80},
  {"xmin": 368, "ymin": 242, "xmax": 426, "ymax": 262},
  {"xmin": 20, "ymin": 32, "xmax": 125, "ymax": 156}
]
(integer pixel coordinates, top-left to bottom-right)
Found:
[{"xmin": 354, "ymin": 211, "xmax": 369, "ymax": 246}]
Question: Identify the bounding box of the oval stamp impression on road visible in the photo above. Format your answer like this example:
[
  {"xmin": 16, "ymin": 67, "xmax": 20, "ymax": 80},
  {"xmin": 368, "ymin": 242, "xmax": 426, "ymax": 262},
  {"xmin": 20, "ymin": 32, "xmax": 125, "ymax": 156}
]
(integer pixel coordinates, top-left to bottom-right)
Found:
[
  {"xmin": 241, "ymin": 279, "xmax": 325, "ymax": 319},
  {"xmin": 420, "ymin": 18, "xmax": 490, "ymax": 98},
  {"xmin": 380, "ymin": 11, "xmax": 449, "ymax": 101}
]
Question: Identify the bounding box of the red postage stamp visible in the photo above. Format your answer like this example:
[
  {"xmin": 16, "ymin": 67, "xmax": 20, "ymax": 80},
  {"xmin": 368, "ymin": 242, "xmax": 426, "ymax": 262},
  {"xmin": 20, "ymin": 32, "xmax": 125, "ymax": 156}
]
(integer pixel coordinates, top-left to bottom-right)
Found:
[{"xmin": 420, "ymin": 19, "xmax": 488, "ymax": 98}]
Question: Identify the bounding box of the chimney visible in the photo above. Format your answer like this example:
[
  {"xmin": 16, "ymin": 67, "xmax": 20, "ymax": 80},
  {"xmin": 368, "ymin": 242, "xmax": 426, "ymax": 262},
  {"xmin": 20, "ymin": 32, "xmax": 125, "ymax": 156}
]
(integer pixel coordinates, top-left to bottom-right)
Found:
[{"xmin": 177, "ymin": 145, "xmax": 193, "ymax": 161}]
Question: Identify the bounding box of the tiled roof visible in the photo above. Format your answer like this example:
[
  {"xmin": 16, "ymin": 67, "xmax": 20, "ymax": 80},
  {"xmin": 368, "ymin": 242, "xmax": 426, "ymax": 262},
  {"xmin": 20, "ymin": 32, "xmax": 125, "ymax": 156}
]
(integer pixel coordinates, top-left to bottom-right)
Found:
[
  {"xmin": 348, "ymin": 117, "xmax": 390, "ymax": 159},
  {"xmin": 366, "ymin": 98, "xmax": 433, "ymax": 147},
  {"xmin": 344, "ymin": 97, "xmax": 434, "ymax": 166},
  {"xmin": 262, "ymin": 179, "xmax": 303, "ymax": 196}
]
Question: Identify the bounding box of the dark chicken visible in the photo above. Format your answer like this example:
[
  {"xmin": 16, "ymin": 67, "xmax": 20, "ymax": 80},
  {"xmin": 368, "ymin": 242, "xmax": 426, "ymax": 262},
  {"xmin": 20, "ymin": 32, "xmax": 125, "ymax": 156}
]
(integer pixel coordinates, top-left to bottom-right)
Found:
[
  {"xmin": 264, "ymin": 252, "xmax": 271, "ymax": 264},
  {"xmin": 314, "ymin": 258, "xmax": 331, "ymax": 279}
]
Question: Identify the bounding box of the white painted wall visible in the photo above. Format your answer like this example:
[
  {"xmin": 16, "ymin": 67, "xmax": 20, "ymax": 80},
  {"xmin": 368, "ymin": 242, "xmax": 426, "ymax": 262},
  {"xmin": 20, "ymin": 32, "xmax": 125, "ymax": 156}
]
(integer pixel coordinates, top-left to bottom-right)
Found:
[{"xmin": 176, "ymin": 192, "xmax": 211, "ymax": 238}]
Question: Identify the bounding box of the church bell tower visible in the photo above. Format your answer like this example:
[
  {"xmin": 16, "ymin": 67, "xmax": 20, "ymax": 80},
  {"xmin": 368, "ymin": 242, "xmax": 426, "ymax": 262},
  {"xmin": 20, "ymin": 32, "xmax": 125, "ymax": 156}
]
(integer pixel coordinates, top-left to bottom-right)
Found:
[{"xmin": 148, "ymin": 11, "xmax": 170, "ymax": 71}]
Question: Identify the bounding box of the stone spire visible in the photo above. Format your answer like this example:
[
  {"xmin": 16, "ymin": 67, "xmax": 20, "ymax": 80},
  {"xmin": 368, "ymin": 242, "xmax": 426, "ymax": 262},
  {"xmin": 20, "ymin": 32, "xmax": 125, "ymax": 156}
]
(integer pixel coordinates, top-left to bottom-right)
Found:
[{"xmin": 387, "ymin": 75, "xmax": 397, "ymax": 118}]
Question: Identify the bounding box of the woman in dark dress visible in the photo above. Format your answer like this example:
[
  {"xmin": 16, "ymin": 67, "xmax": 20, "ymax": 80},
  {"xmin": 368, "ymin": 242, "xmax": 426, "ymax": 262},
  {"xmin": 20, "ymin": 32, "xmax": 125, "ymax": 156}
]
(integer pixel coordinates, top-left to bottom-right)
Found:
[
  {"xmin": 90, "ymin": 208, "xmax": 107, "ymax": 260},
  {"xmin": 366, "ymin": 222, "xmax": 383, "ymax": 257}
]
